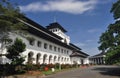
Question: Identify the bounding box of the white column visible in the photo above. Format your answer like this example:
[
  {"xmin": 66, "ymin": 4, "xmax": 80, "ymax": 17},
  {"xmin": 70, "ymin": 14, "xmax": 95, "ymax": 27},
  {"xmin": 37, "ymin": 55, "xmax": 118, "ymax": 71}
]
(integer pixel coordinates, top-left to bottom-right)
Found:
[
  {"xmin": 40, "ymin": 57, "xmax": 43, "ymax": 64},
  {"xmin": 45, "ymin": 56, "xmax": 49, "ymax": 64}
]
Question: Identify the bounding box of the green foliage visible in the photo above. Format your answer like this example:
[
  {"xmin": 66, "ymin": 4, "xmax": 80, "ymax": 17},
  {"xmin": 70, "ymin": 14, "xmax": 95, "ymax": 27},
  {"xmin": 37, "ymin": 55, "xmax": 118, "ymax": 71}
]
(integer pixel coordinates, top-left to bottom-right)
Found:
[
  {"xmin": 0, "ymin": 0, "xmax": 27, "ymax": 51},
  {"xmin": 6, "ymin": 38, "xmax": 26, "ymax": 65},
  {"xmin": 4, "ymin": 38, "xmax": 26, "ymax": 74},
  {"xmin": 98, "ymin": 0, "xmax": 120, "ymax": 64},
  {"xmin": 25, "ymin": 63, "xmax": 38, "ymax": 71},
  {"xmin": 61, "ymin": 64, "xmax": 73, "ymax": 69},
  {"xmin": 0, "ymin": 0, "xmax": 27, "ymax": 76},
  {"xmin": 105, "ymin": 46, "xmax": 120, "ymax": 64},
  {"xmin": 54, "ymin": 63, "xmax": 60, "ymax": 69},
  {"xmin": 47, "ymin": 64, "xmax": 55, "ymax": 69},
  {"xmin": 0, "ymin": 64, "xmax": 26, "ymax": 76},
  {"xmin": 26, "ymin": 36, "xmax": 35, "ymax": 45},
  {"xmin": 0, "ymin": 0, "xmax": 26, "ymax": 33},
  {"xmin": 39, "ymin": 64, "xmax": 47, "ymax": 71},
  {"xmin": 111, "ymin": 0, "xmax": 120, "ymax": 19},
  {"xmin": 99, "ymin": 21, "xmax": 120, "ymax": 64}
]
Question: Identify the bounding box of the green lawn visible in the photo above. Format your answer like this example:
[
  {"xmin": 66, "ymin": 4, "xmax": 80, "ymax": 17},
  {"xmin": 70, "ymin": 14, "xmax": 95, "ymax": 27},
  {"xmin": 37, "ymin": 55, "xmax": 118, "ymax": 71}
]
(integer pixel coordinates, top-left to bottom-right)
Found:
[
  {"xmin": 42, "ymin": 69, "xmax": 60, "ymax": 75},
  {"xmin": 42, "ymin": 67, "xmax": 78, "ymax": 75}
]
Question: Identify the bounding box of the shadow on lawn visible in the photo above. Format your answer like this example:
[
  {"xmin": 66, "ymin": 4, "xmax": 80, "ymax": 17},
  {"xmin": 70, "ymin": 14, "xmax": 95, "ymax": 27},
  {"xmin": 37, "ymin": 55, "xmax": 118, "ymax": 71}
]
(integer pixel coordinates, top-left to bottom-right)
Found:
[
  {"xmin": 92, "ymin": 65, "xmax": 120, "ymax": 77},
  {"xmin": 1, "ymin": 75, "xmax": 46, "ymax": 78}
]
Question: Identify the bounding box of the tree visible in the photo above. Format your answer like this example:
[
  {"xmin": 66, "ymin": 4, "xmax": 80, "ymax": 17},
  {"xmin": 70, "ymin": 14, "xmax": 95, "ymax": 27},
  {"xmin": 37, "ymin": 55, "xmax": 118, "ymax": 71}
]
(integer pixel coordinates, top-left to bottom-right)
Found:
[
  {"xmin": 110, "ymin": 0, "xmax": 120, "ymax": 19},
  {"xmin": 98, "ymin": 0, "xmax": 120, "ymax": 64},
  {"xmin": 0, "ymin": 0, "xmax": 27, "ymax": 55},
  {"xmin": 6, "ymin": 38, "xmax": 26, "ymax": 65},
  {"xmin": 6, "ymin": 38, "xmax": 26, "ymax": 74}
]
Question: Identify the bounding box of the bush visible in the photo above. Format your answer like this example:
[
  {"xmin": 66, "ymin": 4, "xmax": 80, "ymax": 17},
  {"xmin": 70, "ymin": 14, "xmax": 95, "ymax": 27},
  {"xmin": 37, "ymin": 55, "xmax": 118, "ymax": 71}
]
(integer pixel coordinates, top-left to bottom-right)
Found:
[
  {"xmin": 39, "ymin": 64, "xmax": 47, "ymax": 71},
  {"xmin": 32, "ymin": 63, "xmax": 41, "ymax": 70},
  {"xmin": 25, "ymin": 63, "xmax": 38, "ymax": 71},
  {"xmin": 64, "ymin": 64, "xmax": 71, "ymax": 69},
  {"xmin": 60, "ymin": 64, "xmax": 72, "ymax": 69},
  {"xmin": 55, "ymin": 63, "xmax": 60, "ymax": 69},
  {"xmin": 15, "ymin": 65, "xmax": 26, "ymax": 74},
  {"xmin": 2, "ymin": 64, "xmax": 26, "ymax": 75},
  {"xmin": 47, "ymin": 64, "xmax": 55, "ymax": 69}
]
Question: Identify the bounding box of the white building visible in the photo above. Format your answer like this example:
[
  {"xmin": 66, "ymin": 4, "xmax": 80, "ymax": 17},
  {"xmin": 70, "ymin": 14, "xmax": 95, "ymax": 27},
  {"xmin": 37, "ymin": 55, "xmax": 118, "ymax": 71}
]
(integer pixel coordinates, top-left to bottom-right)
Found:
[
  {"xmin": 89, "ymin": 52, "xmax": 106, "ymax": 65},
  {"xmin": 0, "ymin": 16, "xmax": 89, "ymax": 65}
]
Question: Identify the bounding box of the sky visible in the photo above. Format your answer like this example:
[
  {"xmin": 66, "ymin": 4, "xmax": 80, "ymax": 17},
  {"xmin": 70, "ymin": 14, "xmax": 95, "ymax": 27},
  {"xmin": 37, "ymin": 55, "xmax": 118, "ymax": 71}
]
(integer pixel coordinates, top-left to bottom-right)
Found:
[{"xmin": 11, "ymin": 0, "xmax": 116, "ymax": 56}]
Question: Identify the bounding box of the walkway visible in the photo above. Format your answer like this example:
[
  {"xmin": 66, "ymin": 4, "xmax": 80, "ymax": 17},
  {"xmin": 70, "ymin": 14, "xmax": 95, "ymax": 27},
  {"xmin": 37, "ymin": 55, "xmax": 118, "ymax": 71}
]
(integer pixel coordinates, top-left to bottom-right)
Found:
[{"xmin": 45, "ymin": 65, "xmax": 120, "ymax": 78}]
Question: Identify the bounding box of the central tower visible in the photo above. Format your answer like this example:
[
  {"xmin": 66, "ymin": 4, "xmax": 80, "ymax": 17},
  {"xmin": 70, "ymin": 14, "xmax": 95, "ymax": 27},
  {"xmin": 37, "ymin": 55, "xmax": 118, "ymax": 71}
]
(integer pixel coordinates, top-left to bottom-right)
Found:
[{"xmin": 46, "ymin": 22, "xmax": 70, "ymax": 45}]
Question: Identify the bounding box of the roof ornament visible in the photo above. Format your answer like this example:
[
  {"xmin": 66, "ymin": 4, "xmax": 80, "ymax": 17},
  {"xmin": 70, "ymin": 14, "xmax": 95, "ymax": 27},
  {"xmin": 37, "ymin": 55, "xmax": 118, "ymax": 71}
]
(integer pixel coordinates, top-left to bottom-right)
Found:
[{"xmin": 53, "ymin": 13, "xmax": 57, "ymax": 23}]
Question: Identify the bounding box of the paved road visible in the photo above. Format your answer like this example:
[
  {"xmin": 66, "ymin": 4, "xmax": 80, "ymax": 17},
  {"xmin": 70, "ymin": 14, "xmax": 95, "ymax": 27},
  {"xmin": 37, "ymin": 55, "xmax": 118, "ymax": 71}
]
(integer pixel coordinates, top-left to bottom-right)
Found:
[{"xmin": 45, "ymin": 65, "xmax": 120, "ymax": 78}]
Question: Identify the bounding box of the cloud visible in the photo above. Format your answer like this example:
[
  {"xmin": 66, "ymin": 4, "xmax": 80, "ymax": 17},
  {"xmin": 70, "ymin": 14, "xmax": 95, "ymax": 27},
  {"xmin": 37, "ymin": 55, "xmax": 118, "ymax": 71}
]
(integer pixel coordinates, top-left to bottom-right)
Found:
[
  {"xmin": 19, "ymin": 0, "xmax": 98, "ymax": 14},
  {"xmin": 74, "ymin": 42, "xmax": 99, "ymax": 55},
  {"xmin": 87, "ymin": 28, "xmax": 100, "ymax": 33},
  {"xmin": 74, "ymin": 42, "xmax": 86, "ymax": 47},
  {"xmin": 86, "ymin": 40, "xmax": 93, "ymax": 42}
]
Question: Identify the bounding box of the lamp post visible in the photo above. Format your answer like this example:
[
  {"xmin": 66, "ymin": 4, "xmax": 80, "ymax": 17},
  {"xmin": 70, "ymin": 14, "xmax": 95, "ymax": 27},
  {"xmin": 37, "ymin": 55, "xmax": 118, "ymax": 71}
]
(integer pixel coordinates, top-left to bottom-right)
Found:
[
  {"xmin": 59, "ymin": 55, "xmax": 61, "ymax": 70},
  {"xmin": 59, "ymin": 63, "xmax": 61, "ymax": 70}
]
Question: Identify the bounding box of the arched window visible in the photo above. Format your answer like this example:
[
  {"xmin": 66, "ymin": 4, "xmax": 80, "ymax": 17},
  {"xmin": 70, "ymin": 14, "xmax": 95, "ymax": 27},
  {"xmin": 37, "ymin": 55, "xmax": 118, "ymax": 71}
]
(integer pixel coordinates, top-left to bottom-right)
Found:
[
  {"xmin": 64, "ymin": 50, "xmax": 66, "ymax": 54},
  {"xmin": 61, "ymin": 49, "xmax": 63, "ymax": 53},
  {"xmin": 44, "ymin": 43, "xmax": 48, "ymax": 49},
  {"xmin": 49, "ymin": 45, "xmax": 52, "ymax": 50},
  {"xmin": 54, "ymin": 46, "xmax": 57, "ymax": 51},
  {"xmin": 58, "ymin": 48, "xmax": 60, "ymax": 52},
  {"xmin": 37, "ymin": 41, "xmax": 41, "ymax": 47},
  {"xmin": 67, "ymin": 50, "xmax": 69, "ymax": 54},
  {"xmin": 27, "ymin": 37, "xmax": 35, "ymax": 46}
]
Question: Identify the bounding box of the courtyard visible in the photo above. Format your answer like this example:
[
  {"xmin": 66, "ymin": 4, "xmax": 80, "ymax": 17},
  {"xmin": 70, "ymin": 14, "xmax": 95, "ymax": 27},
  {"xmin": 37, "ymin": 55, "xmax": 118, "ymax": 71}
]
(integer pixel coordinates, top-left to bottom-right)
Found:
[{"xmin": 7, "ymin": 65, "xmax": 120, "ymax": 78}]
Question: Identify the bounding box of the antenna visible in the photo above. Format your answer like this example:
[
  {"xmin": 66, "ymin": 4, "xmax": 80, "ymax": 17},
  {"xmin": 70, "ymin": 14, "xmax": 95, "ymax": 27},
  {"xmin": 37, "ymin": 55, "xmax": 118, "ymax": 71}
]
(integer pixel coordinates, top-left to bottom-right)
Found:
[
  {"xmin": 53, "ymin": 15, "xmax": 57, "ymax": 22},
  {"xmin": 53, "ymin": 12, "xmax": 57, "ymax": 22}
]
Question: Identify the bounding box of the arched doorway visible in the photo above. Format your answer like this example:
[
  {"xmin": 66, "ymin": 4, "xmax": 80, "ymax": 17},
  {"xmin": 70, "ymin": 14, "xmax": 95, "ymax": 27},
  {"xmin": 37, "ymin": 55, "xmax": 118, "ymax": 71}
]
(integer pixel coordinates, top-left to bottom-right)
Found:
[
  {"xmin": 28, "ymin": 51, "xmax": 34, "ymax": 64},
  {"xmin": 36, "ymin": 53, "xmax": 41, "ymax": 64},
  {"xmin": 43, "ymin": 54, "xmax": 47, "ymax": 64},
  {"xmin": 49, "ymin": 55, "xmax": 52, "ymax": 64},
  {"xmin": 54, "ymin": 56, "xmax": 57, "ymax": 64}
]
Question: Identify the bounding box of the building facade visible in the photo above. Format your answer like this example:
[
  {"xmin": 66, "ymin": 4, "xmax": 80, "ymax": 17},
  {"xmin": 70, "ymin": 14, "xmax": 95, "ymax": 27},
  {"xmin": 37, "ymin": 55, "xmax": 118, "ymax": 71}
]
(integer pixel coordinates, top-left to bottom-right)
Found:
[
  {"xmin": 0, "ymin": 16, "xmax": 89, "ymax": 65},
  {"xmin": 89, "ymin": 52, "xmax": 106, "ymax": 65}
]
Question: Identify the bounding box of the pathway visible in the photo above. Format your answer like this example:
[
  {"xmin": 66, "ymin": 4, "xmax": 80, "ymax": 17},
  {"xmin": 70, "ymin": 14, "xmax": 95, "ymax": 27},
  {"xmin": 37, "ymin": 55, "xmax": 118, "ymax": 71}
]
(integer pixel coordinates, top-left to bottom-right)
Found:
[{"xmin": 45, "ymin": 65, "xmax": 120, "ymax": 78}]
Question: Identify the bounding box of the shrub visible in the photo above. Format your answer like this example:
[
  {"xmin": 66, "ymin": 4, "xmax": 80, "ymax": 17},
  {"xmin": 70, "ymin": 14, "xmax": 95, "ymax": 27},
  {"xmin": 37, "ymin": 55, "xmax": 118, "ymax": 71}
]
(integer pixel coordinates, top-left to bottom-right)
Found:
[
  {"xmin": 55, "ymin": 63, "xmax": 60, "ymax": 69},
  {"xmin": 39, "ymin": 64, "xmax": 47, "ymax": 71},
  {"xmin": 25, "ymin": 63, "xmax": 38, "ymax": 71},
  {"xmin": 47, "ymin": 64, "xmax": 55, "ymax": 69}
]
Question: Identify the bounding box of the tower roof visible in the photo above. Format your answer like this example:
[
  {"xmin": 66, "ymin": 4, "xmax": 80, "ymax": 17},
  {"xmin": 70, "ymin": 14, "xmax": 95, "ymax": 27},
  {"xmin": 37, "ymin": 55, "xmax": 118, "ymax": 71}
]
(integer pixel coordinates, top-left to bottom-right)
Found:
[{"xmin": 46, "ymin": 22, "xmax": 67, "ymax": 32}]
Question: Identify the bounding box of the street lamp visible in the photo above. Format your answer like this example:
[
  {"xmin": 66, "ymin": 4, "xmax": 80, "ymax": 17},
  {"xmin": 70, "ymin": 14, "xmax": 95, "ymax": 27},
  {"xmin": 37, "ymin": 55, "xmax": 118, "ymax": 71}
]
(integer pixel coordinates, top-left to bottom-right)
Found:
[{"xmin": 59, "ymin": 55, "xmax": 61, "ymax": 70}]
